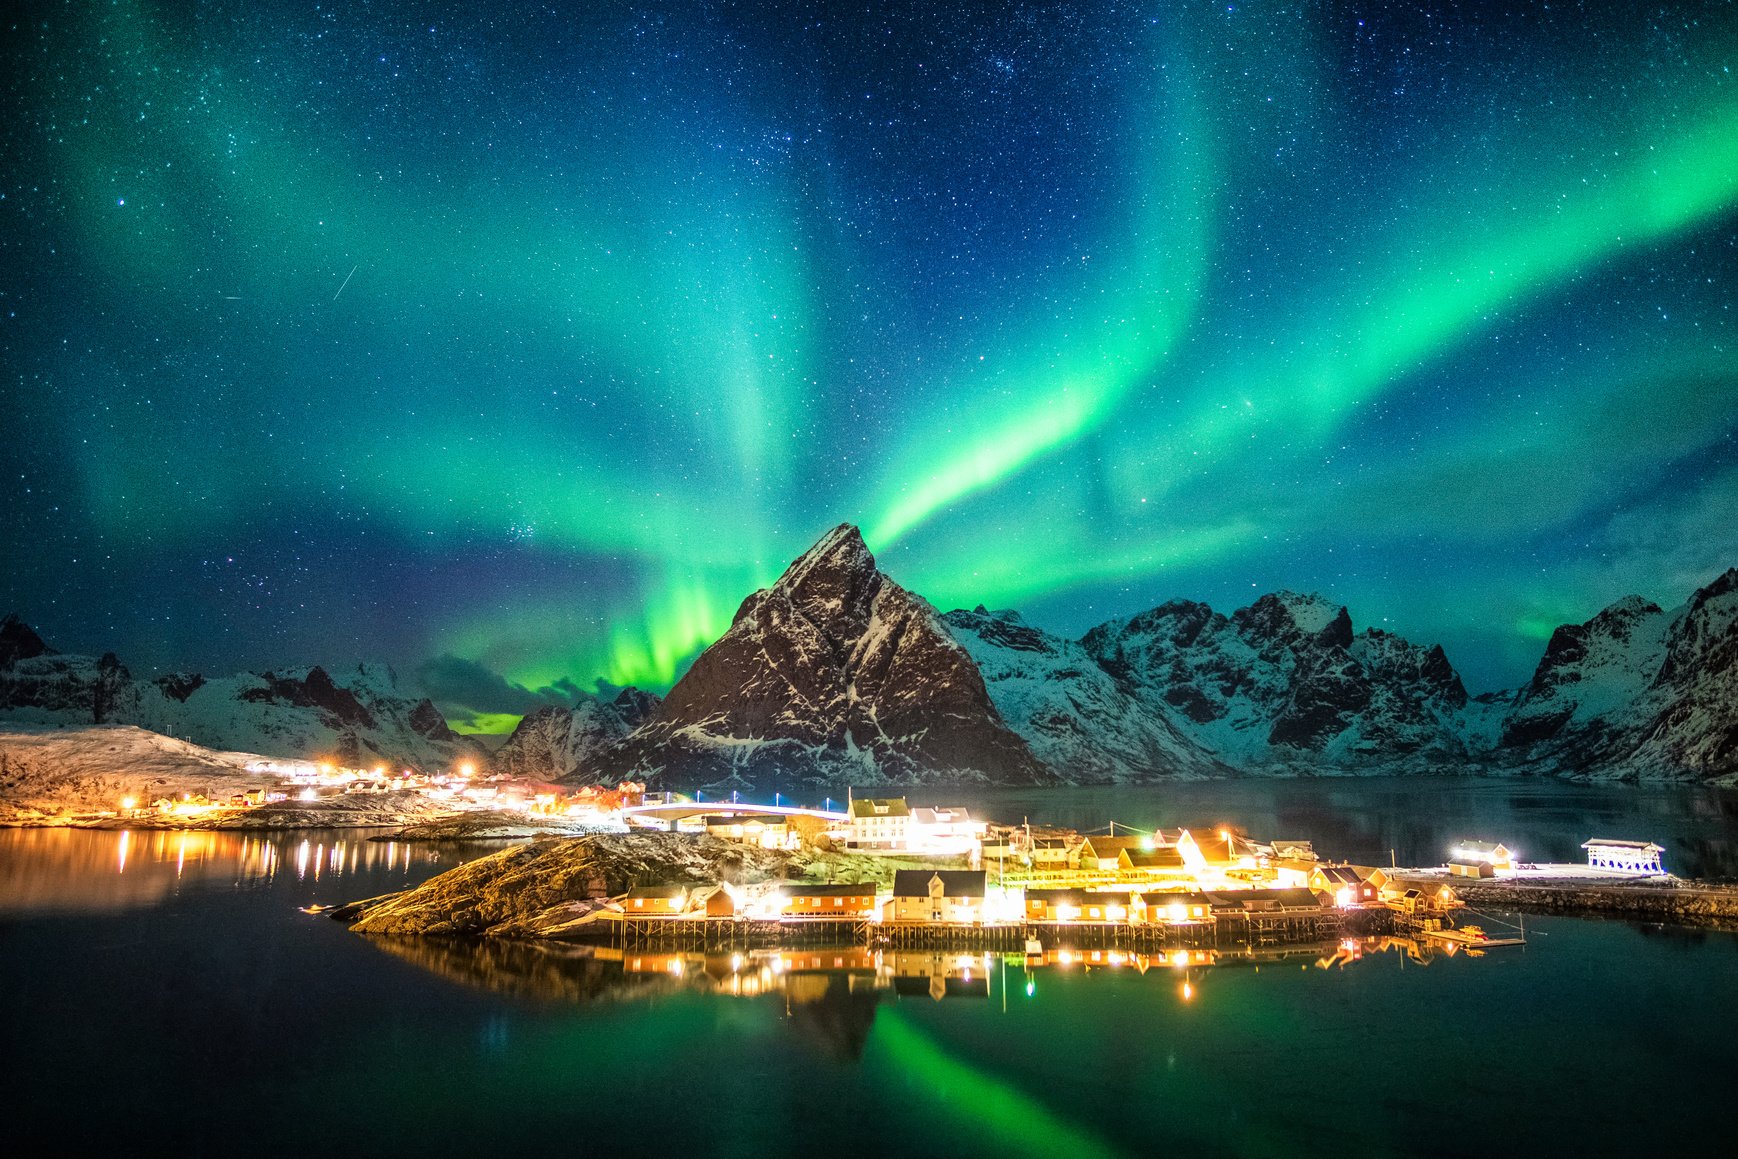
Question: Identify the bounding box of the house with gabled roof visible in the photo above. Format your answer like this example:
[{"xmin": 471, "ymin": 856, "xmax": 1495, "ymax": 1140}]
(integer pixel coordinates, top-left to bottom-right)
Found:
[
  {"xmin": 1309, "ymin": 864, "xmax": 1379, "ymax": 906},
  {"xmin": 1077, "ymin": 835, "xmax": 1147, "ymax": 872},
  {"xmin": 889, "ymin": 869, "xmax": 987, "ymax": 925},
  {"xmin": 847, "ymin": 797, "xmax": 910, "ymax": 851}
]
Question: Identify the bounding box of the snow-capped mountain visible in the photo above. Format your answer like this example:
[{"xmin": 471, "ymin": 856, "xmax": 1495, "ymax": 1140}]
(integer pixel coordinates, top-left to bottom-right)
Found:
[
  {"xmin": 491, "ymin": 688, "xmax": 661, "ymax": 781},
  {"xmin": 1078, "ymin": 593, "xmax": 1478, "ymax": 771},
  {"xmin": 940, "ymin": 606, "xmax": 1231, "ymax": 781},
  {"xmin": 589, "ymin": 525, "xmax": 1051, "ymax": 788},
  {"xmin": 0, "ymin": 615, "xmax": 484, "ymax": 773},
  {"xmin": 1501, "ymin": 570, "xmax": 1738, "ymax": 780}
]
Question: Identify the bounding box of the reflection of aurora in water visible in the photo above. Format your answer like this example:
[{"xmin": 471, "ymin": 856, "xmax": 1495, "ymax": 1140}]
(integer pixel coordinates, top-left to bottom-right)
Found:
[
  {"xmin": 6, "ymin": 3, "xmax": 1738, "ymax": 723},
  {"xmin": 362, "ymin": 937, "xmax": 1484, "ymax": 1015},
  {"xmin": 6, "ymin": 826, "xmax": 1738, "ymax": 1157}
]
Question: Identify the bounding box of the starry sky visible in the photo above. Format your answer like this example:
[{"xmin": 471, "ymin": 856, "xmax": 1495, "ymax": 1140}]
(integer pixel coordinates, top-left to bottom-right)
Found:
[{"xmin": 3, "ymin": 0, "xmax": 1736, "ymax": 733}]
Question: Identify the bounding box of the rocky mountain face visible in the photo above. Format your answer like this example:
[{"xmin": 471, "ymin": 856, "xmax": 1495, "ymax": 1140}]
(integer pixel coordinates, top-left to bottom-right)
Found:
[
  {"xmin": 1501, "ymin": 571, "xmax": 1738, "ymax": 780},
  {"xmin": 491, "ymin": 689, "xmax": 661, "ymax": 781},
  {"xmin": 7, "ymin": 551, "xmax": 1734, "ymax": 787},
  {"xmin": 941, "ymin": 606, "xmax": 1231, "ymax": 781},
  {"xmin": 1077, "ymin": 593, "xmax": 1478, "ymax": 772},
  {"xmin": 588, "ymin": 525, "xmax": 1050, "ymax": 789},
  {"xmin": 0, "ymin": 615, "xmax": 484, "ymax": 773}
]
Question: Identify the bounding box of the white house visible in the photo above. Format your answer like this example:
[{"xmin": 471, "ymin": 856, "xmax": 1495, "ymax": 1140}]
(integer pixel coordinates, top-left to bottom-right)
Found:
[
  {"xmin": 908, "ymin": 806, "xmax": 987, "ymax": 855},
  {"xmin": 1582, "ymin": 839, "xmax": 1665, "ymax": 874},
  {"xmin": 847, "ymin": 797, "xmax": 910, "ymax": 851}
]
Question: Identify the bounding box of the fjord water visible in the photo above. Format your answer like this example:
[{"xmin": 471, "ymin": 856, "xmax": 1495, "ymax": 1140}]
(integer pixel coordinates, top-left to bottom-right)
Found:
[{"xmin": 1, "ymin": 781, "xmax": 1735, "ymax": 1159}]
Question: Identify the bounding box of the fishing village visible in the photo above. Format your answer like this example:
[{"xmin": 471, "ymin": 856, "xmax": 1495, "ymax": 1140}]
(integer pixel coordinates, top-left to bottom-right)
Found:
[{"xmin": 329, "ymin": 785, "xmax": 1718, "ymax": 961}]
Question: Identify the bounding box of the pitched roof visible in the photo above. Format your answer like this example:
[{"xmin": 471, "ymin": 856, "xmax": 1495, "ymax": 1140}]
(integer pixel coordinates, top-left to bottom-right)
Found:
[
  {"xmin": 781, "ymin": 882, "xmax": 878, "ymax": 898},
  {"xmin": 624, "ymin": 884, "xmax": 688, "ymax": 899},
  {"xmin": 1206, "ymin": 888, "xmax": 1323, "ymax": 911},
  {"xmin": 1311, "ymin": 865, "xmax": 1363, "ymax": 884},
  {"xmin": 1582, "ymin": 839, "xmax": 1664, "ymax": 852},
  {"xmin": 1078, "ymin": 835, "xmax": 1146, "ymax": 859},
  {"xmin": 1023, "ymin": 888, "xmax": 1099, "ymax": 905},
  {"xmin": 1123, "ymin": 847, "xmax": 1186, "ymax": 869},
  {"xmin": 1139, "ymin": 890, "xmax": 1215, "ymax": 908},
  {"xmin": 891, "ymin": 869, "xmax": 987, "ymax": 898},
  {"xmin": 1453, "ymin": 840, "xmax": 1511, "ymax": 854},
  {"xmin": 849, "ymin": 797, "xmax": 910, "ymax": 819},
  {"xmin": 911, "ymin": 806, "xmax": 975, "ymax": 825}
]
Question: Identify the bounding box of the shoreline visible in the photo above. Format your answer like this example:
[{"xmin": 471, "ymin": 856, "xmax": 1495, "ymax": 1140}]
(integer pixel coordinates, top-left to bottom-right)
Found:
[{"xmin": 1452, "ymin": 879, "xmax": 1738, "ymax": 930}]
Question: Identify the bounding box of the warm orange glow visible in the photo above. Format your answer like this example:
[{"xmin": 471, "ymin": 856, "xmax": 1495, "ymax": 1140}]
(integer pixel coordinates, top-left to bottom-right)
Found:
[{"xmin": 118, "ymin": 796, "xmax": 137, "ymax": 811}]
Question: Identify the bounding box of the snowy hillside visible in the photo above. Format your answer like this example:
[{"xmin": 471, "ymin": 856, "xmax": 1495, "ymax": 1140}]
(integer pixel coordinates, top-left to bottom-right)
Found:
[
  {"xmin": 0, "ymin": 616, "xmax": 484, "ymax": 774},
  {"xmin": 941, "ymin": 606, "xmax": 1229, "ymax": 781}
]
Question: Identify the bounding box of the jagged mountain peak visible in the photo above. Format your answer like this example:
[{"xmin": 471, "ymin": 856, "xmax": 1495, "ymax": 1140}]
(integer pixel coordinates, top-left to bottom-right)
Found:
[
  {"xmin": 591, "ymin": 524, "xmax": 1048, "ymax": 787},
  {"xmin": 1233, "ymin": 590, "xmax": 1348, "ymax": 642},
  {"xmin": 761, "ymin": 523, "xmax": 879, "ymax": 621}
]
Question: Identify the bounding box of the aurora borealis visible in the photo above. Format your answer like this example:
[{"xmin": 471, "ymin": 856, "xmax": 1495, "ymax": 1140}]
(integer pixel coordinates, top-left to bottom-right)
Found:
[{"xmin": 3, "ymin": 1, "xmax": 1736, "ymax": 732}]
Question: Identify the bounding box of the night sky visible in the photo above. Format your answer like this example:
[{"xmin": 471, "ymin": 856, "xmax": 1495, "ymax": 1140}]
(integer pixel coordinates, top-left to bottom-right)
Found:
[{"xmin": 3, "ymin": 1, "xmax": 1736, "ymax": 733}]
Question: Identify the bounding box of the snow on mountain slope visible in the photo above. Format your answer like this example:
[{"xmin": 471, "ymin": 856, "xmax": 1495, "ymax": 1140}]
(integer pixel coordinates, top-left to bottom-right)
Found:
[
  {"xmin": 591, "ymin": 525, "xmax": 1050, "ymax": 788},
  {"xmin": 491, "ymin": 688, "xmax": 661, "ymax": 780},
  {"xmin": 1504, "ymin": 571, "xmax": 1738, "ymax": 781},
  {"xmin": 941, "ymin": 606, "xmax": 1229, "ymax": 781},
  {"xmin": 1081, "ymin": 593, "xmax": 1476, "ymax": 771},
  {"xmin": 0, "ymin": 616, "xmax": 483, "ymax": 773}
]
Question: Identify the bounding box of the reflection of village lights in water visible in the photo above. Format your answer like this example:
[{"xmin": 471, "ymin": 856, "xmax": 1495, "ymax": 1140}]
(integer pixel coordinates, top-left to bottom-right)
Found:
[
  {"xmin": 115, "ymin": 830, "xmax": 130, "ymax": 874},
  {"xmin": 296, "ymin": 840, "xmax": 310, "ymax": 879},
  {"xmin": 1181, "ymin": 981, "xmax": 1194, "ymax": 1002}
]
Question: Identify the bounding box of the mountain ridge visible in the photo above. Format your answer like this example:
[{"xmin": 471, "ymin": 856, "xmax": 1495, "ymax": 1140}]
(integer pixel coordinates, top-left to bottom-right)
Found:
[{"xmin": 5, "ymin": 542, "xmax": 1734, "ymax": 786}]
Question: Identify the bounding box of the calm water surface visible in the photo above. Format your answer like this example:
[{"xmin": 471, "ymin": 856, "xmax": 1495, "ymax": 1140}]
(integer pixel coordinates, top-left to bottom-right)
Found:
[{"xmin": 3, "ymin": 780, "xmax": 1737, "ymax": 1158}]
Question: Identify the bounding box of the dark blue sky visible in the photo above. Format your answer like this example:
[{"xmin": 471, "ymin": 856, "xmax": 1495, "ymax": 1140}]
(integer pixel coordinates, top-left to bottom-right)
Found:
[{"xmin": 3, "ymin": 0, "xmax": 1736, "ymax": 730}]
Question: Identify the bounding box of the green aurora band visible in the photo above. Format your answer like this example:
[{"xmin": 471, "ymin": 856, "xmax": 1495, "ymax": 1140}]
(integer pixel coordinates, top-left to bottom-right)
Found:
[{"xmin": 8, "ymin": 1, "xmax": 1738, "ymax": 723}]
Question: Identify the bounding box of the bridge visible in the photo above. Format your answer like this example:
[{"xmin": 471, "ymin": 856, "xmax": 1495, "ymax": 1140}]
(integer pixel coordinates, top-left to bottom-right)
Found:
[{"xmin": 622, "ymin": 800, "xmax": 849, "ymax": 827}]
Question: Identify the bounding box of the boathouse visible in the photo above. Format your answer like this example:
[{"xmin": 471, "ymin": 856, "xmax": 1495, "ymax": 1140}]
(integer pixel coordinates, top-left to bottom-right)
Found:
[
  {"xmin": 1024, "ymin": 888, "xmax": 1131, "ymax": 923},
  {"xmin": 1309, "ymin": 865, "xmax": 1378, "ymax": 905},
  {"xmin": 624, "ymin": 884, "xmax": 689, "ymax": 915},
  {"xmin": 1381, "ymin": 877, "xmax": 1459, "ymax": 916},
  {"xmin": 1582, "ymin": 839, "xmax": 1665, "ymax": 874},
  {"xmin": 1450, "ymin": 840, "xmax": 1515, "ymax": 870},
  {"xmin": 778, "ymin": 882, "xmax": 879, "ymax": 918},
  {"xmin": 1141, "ymin": 891, "xmax": 1213, "ymax": 924}
]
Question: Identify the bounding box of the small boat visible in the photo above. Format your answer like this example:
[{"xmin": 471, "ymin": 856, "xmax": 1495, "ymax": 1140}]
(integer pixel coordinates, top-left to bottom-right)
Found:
[{"xmin": 298, "ymin": 903, "xmax": 334, "ymax": 914}]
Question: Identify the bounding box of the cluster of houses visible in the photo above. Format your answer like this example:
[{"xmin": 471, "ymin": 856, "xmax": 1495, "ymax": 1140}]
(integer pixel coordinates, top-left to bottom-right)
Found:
[{"xmin": 620, "ymin": 862, "xmax": 1462, "ymax": 929}]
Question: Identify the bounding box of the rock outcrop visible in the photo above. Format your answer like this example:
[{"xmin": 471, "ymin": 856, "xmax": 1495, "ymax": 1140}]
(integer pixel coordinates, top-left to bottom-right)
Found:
[{"xmin": 345, "ymin": 832, "xmax": 799, "ymax": 936}]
